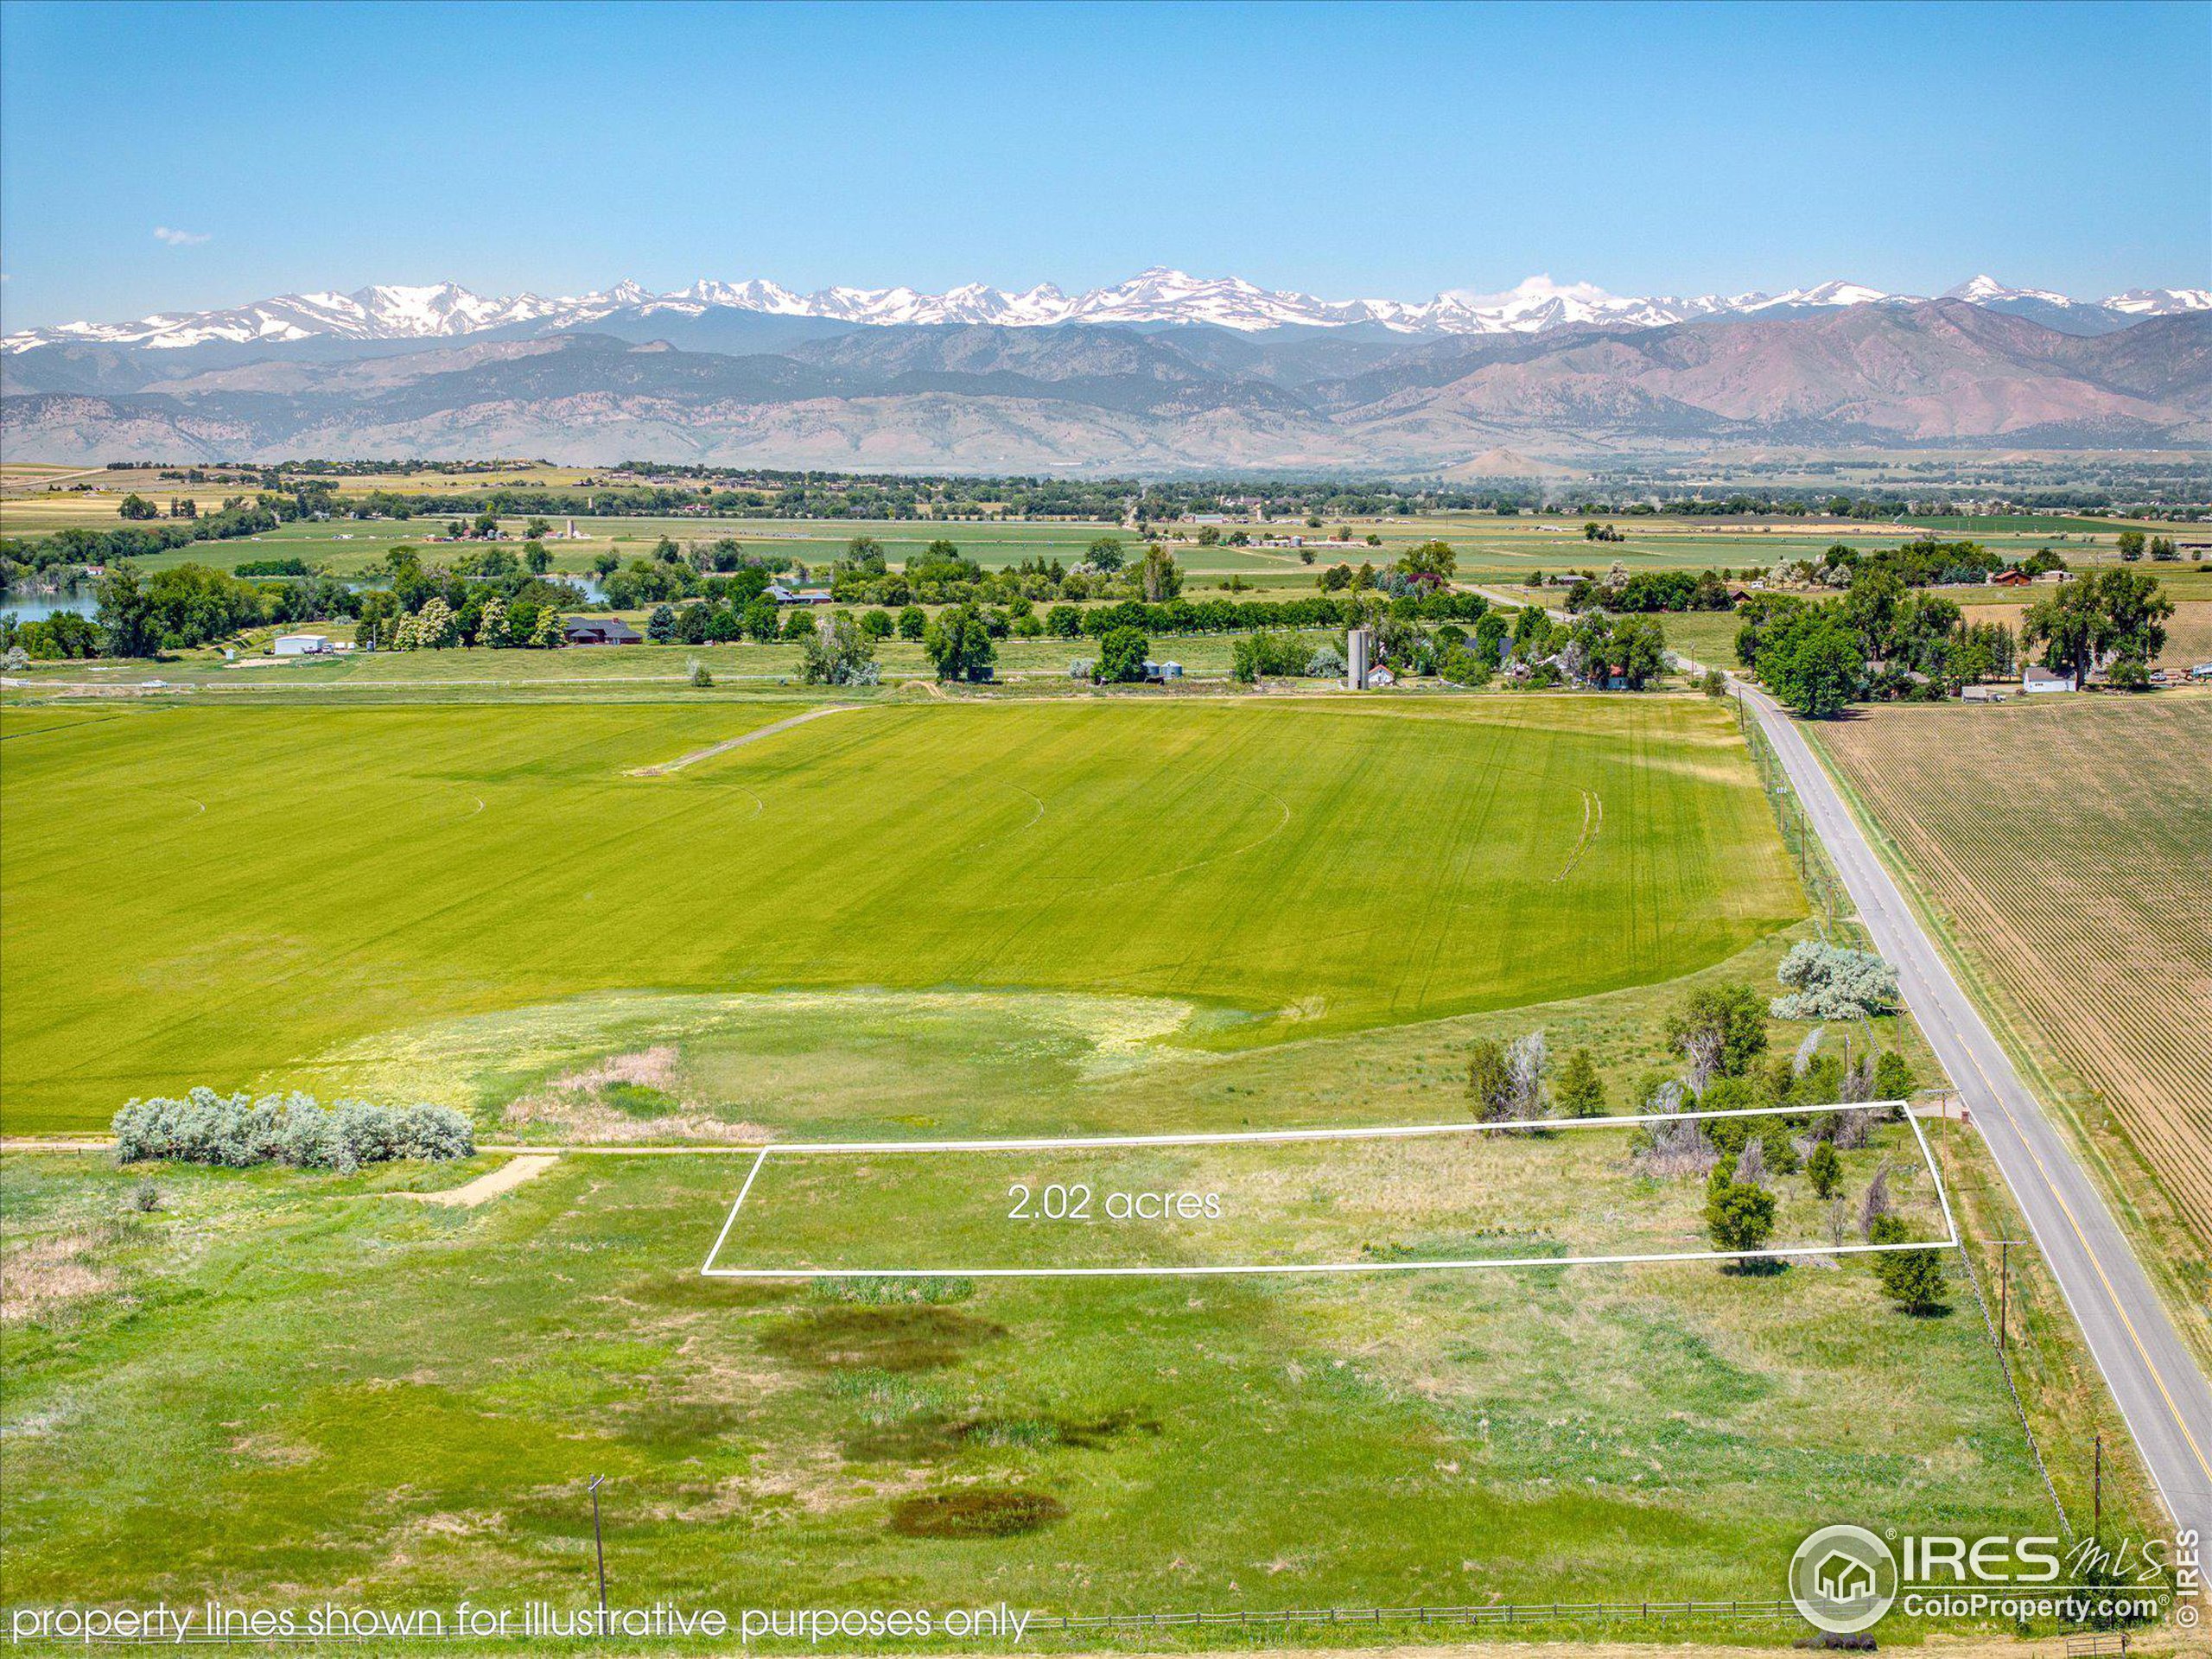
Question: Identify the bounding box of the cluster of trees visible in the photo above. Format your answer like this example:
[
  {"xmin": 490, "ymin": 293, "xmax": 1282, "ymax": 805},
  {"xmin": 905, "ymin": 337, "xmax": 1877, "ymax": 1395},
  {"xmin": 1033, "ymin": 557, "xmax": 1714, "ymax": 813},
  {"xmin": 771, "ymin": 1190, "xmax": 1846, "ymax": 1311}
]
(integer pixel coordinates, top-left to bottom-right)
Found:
[
  {"xmin": 2114, "ymin": 530, "xmax": 2184, "ymax": 562},
  {"xmin": 10, "ymin": 538, "xmax": 605, "ymax": 660},
  {"xmin": 350, "ymin": 544, "xmax": 588, "ymax": 653},
  {"xmin": 1494, "ymin": 604, "xmax": 1669, "ymax": 690},
  {"xmin": 2, "ymin": 609, "xmax": 100, "ymax": 660},
  {"xmin": 798, "ymin": 611, "xmax": 880, "ymax": 685},
  {"xmin": 1850, "ymin": 537, "xmax": 2006, "ymax": 588},
  {"xmin": 823, "ymin": 537, "xmax": 1192, "ymax": 608},
  {"xmin": 112, "ymin": 1086, "xmax": 473, "ymax": 1172},
  {"xmin": 1465, "ymin": 1029, "xmax": 1610, "ymax": 1121},
  {"xmin": 1094, "ymin": 625, "xmax": 1150, "ymax": 684},
  {"xmin": 922, "ymin": 605, "xmax": 998, "ymax": 683},
  {"xmin": 1624, "ymin": 977, "xmax": 1944, "ymax": 1310},
  {"xmin": 1740, "ymin": 563, "xmax": 2176, "ymax": 714},
  {"xmin": 1230, "ymin": 631, "xmax": 1344, "ymax": 683},
  {"xmin": 2022, "ymin": 568, "xmax": 2176, "ymax": 690},
  {"xmin": 117, "ymin": 493, "xmax": 200, "ymax": 521},
  {"xmin": 598, "ymin": 537, "xmax": 798, "ymax": 609},
  {"xmin": 1565, "ymin": 567, "xmax": 1736, "ymax": 614}
]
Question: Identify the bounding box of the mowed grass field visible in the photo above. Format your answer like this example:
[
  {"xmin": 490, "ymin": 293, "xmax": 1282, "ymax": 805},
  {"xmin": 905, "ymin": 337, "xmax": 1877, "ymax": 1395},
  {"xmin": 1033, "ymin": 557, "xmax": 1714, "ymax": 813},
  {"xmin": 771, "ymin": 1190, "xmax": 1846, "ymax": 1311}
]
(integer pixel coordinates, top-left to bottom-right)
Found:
[
  {"xmin": 1817, "ymin": 696, "xmax": 2212, "ymax": 1362},
  {"xmin": 1, "ymin": 696, "xmax": 1799, "ymax": 1134}
]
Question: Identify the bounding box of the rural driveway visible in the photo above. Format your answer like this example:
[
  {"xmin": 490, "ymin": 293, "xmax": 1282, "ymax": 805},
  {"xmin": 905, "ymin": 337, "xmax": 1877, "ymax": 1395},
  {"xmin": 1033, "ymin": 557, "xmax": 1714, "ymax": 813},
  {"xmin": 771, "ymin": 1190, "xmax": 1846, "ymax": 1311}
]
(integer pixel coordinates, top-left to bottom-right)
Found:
[{"xmin": 1737, "ymin": 679, "xmax": 2212, "ymax": 1554}]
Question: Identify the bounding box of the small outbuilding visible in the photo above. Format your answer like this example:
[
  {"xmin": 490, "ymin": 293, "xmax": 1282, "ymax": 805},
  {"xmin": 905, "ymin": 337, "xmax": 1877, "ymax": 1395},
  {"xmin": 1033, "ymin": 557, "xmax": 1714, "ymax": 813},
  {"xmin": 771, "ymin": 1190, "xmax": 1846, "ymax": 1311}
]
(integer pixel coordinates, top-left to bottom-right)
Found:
[
  {"xmin": 2021, "ymin": 665, "xmax": 2074, "ymax": 694},
  {"xmin": 563, "ymin": 617, "xmax": 644, "ymax": 646}
]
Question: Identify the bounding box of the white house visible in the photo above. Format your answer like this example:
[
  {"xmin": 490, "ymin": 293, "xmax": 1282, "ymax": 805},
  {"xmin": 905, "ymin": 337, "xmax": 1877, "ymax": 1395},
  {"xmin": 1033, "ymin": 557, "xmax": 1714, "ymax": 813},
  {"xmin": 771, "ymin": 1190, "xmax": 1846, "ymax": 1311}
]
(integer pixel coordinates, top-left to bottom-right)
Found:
[
  {"xmin": 272, "ymin": 634, "xmax": 333, "ymax": 657},
  {"xmin": 2021, "ymin": 665, "xmax": 2073, "ymax": 694}
]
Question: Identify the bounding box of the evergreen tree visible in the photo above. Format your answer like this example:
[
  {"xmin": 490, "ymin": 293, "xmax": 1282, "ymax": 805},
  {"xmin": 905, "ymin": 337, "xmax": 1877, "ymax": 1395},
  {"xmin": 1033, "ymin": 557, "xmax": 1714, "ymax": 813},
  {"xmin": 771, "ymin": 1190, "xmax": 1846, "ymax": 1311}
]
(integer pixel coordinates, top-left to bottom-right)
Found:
[
  {"xmin": 1867, "ymin": 1215, "xmax": 1947, "ymax": 1313},
  {"xmin": 1556, "ymin": 1047, "xmax": 1606, "ymax": 1117}
]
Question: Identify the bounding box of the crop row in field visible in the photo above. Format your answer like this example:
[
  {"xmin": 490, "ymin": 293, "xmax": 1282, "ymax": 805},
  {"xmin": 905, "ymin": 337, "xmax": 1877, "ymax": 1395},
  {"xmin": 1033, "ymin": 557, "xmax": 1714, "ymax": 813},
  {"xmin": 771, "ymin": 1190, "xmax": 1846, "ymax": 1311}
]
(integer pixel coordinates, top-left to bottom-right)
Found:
[{"xmin": 1817, "ymin": 697, "xmax": 2212, "ymax": 1351}]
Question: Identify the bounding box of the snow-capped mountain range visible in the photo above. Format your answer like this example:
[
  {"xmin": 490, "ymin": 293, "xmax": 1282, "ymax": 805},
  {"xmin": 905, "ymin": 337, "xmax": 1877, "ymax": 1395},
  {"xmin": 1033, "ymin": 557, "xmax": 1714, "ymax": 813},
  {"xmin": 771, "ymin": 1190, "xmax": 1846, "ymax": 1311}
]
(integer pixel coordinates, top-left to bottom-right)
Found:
[{"xmin": 6, "ymin": 269, "xmax": 2208, "ymax": 353}]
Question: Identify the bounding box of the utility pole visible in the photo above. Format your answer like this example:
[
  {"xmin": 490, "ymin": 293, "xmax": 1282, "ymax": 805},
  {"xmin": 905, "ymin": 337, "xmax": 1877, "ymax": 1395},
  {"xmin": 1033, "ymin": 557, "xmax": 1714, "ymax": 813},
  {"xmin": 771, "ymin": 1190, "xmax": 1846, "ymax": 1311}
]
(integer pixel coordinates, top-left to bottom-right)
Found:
[
  {"xmin": 589, "ymin": 1475, "xmax": 608, "ymax": 1628},
  {"xmin": 2092, "ymin": 1433, "xmax": 2103, "ymax": 1538}
]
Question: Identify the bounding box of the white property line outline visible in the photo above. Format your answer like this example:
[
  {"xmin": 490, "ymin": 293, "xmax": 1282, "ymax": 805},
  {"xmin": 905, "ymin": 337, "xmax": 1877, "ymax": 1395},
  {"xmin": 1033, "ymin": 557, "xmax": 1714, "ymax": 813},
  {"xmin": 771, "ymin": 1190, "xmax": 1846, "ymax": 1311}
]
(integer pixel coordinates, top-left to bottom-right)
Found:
[{"xmin": 701, "ymin": 1100, "xmax": 1961, "ymax": 1279}]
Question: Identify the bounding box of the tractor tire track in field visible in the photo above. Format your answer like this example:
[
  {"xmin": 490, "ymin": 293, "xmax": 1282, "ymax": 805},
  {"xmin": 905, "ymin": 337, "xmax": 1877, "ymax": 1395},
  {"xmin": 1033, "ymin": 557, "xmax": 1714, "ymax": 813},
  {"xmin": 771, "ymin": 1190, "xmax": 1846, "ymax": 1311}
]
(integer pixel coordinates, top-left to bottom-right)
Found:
[
  {"xmin": 1551, "ymin": 788, "xmax": 1604, "ymax": 882},
  {"xmin": 963, "ymin": 783, "xmax": 1046, "ymax": 853},
  {"xmin": 627, "ymin": 704, "xmax": 856, "ymax": 777},
  {"xmin": 1078, "ymin": 789, "xmax": 1293, "ymax": 895}
]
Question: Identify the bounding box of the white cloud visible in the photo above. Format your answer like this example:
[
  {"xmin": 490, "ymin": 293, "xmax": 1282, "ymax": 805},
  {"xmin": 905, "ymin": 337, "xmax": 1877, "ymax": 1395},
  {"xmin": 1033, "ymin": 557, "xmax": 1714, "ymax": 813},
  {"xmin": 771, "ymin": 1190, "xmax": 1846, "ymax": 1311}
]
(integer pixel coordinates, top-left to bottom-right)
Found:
[{"xmin": 153, "ymin": 226, "xmax": 210, "ymax": 247}]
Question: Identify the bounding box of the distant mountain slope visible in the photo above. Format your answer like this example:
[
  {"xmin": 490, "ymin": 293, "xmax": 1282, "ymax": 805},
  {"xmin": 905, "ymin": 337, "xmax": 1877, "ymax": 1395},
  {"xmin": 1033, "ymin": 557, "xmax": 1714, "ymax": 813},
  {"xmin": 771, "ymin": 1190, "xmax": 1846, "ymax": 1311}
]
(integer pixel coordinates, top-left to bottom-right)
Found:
[{"xmin": 5, "ymin": 305, "xmax": 2206, "ymax": 471}]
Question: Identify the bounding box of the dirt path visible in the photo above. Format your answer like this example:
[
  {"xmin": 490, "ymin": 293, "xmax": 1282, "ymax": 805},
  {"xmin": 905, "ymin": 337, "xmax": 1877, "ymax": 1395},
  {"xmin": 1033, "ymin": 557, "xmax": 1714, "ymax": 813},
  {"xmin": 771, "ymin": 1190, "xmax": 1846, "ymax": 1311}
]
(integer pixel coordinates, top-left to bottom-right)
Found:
[
  {"xmin": 0, "ymin": 1139, "xmax": 115, "ymax": 1154},
  {"xmin": 398, "ymin": 1154, "xmax": 559, "ymax": 1207},
  {"xmin": 628, "ymin": 703, "xmax": 856, "ymax": 776}
]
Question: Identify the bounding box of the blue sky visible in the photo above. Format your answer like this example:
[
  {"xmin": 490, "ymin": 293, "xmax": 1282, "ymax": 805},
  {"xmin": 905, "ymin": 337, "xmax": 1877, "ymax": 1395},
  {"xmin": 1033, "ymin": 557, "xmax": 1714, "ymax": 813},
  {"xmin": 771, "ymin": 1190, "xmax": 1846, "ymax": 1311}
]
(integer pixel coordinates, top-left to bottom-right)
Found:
[{"xmin": 2, "ymin": 0, "xmax": 2206, "ymax": 329}]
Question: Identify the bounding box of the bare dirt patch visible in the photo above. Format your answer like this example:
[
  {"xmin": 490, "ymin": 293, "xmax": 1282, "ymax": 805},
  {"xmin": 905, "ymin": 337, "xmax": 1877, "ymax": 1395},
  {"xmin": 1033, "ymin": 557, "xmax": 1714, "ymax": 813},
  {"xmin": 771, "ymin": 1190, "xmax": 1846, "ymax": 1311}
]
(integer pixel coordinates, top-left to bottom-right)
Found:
[
  {"xmin": 502, "ymin": 1047, "xmax": 772, "ymax": 1143},
  {"xmin": 398, "ymin": 1154, "xmax": 559, "ymax": 1209}
]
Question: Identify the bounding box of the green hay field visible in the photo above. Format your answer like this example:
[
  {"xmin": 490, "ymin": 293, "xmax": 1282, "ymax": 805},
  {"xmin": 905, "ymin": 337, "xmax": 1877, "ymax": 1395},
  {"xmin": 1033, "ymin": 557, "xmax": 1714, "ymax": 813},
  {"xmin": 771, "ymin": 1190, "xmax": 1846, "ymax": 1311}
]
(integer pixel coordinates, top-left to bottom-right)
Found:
[{"xmin": 1, "ymin": 696, "xmax": 1798, "ymax": 1134}]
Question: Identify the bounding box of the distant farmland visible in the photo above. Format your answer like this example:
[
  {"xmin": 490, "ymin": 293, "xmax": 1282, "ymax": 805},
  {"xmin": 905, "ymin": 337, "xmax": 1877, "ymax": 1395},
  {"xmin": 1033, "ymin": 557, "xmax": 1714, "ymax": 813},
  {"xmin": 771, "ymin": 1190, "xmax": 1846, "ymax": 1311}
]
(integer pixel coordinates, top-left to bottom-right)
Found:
[{"xmin": 1818, "ymin": 697, "xmax": 2212, "ymax": 1344}]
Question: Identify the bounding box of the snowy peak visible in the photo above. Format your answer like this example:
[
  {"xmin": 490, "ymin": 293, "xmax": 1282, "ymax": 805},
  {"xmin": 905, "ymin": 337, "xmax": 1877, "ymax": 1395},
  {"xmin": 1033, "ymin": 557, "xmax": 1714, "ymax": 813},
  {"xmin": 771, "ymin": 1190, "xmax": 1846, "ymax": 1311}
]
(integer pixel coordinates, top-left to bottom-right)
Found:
[
  {"xmin": 2105, "ymin": 286, "xmax": 2212, "ymax": 316},
  {"xmin": 5, "ymin": 270, "xmax": 2203, "ymax": 354},
  {"xmin": 1943, "ymin": 274, "xmax": 2075, "ymax": 307}
]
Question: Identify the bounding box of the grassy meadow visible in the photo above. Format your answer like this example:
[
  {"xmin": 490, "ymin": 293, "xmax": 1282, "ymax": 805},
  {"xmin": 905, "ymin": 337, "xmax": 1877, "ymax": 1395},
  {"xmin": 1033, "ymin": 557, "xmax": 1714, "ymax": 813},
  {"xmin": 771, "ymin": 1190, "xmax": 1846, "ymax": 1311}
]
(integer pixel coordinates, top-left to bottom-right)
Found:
[
  {"xmin": 1, "ymin": 1120, "xmax": 2064, "ymax": 1638},
  {"xmin": 1, "ymin": 696, "xmax": 1799, "ymax": 1134},
  {"xmin": 713, "ymin": 1116, "xmax": 1944, "ymax": 1275}
]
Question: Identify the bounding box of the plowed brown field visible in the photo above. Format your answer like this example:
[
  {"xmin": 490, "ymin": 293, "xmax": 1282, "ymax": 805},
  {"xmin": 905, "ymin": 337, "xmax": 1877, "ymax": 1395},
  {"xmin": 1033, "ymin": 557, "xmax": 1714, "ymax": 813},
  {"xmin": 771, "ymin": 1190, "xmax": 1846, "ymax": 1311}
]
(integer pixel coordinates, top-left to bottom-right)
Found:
[{"xmin": 1821, "ymin": 696, "xmax": 2212, "ymax": 1250}]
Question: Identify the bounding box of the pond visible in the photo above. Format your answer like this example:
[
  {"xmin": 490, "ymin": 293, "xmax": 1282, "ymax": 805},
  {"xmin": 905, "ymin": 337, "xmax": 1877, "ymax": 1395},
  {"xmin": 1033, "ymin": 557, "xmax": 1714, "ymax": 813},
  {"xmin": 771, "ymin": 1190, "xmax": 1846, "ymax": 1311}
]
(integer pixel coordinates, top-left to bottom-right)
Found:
[{"xmin": 2, "ymin": 588, "xmax": 97, "ymax": 622}]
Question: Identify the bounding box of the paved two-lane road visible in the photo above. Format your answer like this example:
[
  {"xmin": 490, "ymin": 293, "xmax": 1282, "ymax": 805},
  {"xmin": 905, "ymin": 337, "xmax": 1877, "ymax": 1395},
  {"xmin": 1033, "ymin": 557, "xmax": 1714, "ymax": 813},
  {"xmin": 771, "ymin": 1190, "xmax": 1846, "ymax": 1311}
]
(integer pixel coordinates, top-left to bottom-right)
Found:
[{"xmin": 1737, "ymin": 679, "xmax": 2212, "ymax": 1554}]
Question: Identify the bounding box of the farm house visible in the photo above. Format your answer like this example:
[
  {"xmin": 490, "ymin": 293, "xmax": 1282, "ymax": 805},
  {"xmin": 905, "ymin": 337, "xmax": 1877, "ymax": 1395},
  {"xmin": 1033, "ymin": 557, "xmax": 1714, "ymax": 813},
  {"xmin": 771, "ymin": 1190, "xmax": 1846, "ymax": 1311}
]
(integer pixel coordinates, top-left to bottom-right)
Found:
[{"xmin": 563, "ymin": 617, "xmax": 644, "ymax": 646}]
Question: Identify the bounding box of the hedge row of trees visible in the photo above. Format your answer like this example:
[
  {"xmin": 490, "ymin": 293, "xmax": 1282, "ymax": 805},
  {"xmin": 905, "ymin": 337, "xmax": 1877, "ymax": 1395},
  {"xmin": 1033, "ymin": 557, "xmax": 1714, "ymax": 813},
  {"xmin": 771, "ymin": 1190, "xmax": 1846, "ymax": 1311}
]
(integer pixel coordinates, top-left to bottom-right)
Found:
[
  {"xmin": 0, "ymin": 499, "xmax": 280, "ymax": 588},
  {"xmin": 113, "ymin": 1087, "xmax": 474, "ymax": 1173}
]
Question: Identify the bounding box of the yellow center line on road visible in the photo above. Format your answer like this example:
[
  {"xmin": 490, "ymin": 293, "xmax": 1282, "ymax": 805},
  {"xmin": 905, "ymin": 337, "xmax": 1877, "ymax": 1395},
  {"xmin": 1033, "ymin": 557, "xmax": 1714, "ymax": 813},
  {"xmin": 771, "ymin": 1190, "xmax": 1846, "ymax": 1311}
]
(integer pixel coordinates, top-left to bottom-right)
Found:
[
  {"xmin": 1952, "ymin": 1011, "xmax": 2212, "ymax": 1491},
  {"xmin": 1782, "ymin": 684, "xmax": 2212, "ymax": 1501}
]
